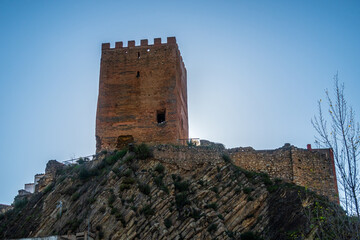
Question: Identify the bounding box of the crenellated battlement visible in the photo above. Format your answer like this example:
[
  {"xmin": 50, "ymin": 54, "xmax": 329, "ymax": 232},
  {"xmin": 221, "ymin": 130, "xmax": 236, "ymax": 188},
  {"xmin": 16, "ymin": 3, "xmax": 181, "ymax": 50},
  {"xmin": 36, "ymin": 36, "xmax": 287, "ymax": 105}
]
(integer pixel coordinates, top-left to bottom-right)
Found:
[{"xmin": 102, "ymin": 37, "xmax": 177, "ymax": 50}]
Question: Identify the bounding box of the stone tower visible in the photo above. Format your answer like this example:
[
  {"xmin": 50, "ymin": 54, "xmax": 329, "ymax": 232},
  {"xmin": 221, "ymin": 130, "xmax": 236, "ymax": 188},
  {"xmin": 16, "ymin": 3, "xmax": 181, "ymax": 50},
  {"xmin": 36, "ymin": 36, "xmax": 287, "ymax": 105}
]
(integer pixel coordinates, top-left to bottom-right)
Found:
[{"xmin": 96, "ymin": 37, "xmax": 188, "ymax": 152}]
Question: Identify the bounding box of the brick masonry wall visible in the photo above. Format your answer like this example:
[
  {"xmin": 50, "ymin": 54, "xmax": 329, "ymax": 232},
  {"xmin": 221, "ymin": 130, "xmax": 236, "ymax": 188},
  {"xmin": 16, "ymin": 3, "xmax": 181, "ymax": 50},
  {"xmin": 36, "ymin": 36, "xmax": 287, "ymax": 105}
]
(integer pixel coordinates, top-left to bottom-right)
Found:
[
  {"xmin": 96, "ymin": 37, "xmax": 188, "ymax": 152},
  {"xmin": 227, "ymin": 144, "xmax": 339, "ymax": 202}
]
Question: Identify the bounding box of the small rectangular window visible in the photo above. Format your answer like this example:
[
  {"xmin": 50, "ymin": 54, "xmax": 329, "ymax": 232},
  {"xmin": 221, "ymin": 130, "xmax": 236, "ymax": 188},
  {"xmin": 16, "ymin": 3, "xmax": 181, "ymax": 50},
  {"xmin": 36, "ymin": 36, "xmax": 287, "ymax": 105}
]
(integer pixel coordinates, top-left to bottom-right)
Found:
[{"xmin": 157, "ymin": 109, "xmax": 166, "ymax": 124}]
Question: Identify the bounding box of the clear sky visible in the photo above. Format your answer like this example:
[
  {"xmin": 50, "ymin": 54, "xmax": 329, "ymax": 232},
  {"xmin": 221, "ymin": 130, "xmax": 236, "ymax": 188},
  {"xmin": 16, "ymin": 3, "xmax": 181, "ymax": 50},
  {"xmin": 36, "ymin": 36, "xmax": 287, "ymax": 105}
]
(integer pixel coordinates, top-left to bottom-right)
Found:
[{"xmin": 1, "ymin": 0, "xmax": 360, "ymax": 204}]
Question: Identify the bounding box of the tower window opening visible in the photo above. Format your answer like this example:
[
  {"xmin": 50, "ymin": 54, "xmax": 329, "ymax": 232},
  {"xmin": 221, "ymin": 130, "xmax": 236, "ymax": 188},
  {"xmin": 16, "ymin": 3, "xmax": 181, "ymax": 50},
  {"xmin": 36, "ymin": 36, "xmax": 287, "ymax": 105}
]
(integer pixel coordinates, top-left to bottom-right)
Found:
[
  {"xmin": 136, "ymin": 71, "xmax": 140, "ymax": 78},
  {"xmin": 157, "ymin": 109, "xmax": 166, "ymax": 124},
  {"xmin": 138, "ymin": 52, "xmax": 140, "ymax": 58}
]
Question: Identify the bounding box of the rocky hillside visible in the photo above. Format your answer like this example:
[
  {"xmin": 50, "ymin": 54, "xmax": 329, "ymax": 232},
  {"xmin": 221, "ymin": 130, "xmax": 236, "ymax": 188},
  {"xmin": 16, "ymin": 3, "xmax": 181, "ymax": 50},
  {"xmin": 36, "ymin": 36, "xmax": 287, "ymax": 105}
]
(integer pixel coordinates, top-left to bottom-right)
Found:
[{"xmin": 0, "ymin": 144, "xmax": 344, "ymax": 239}]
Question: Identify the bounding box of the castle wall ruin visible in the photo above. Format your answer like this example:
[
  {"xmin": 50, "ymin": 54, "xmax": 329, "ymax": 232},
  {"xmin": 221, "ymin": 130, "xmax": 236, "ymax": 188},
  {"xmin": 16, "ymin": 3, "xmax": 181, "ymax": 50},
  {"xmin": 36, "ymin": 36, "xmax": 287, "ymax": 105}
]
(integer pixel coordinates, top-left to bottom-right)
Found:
[
  {"xmin": 152, "ymin": 143, "xmax": 339, "ymax": 202},
  {"xmin": 228, "ymin": 144, "xmax": 339, "ymax": 202}
]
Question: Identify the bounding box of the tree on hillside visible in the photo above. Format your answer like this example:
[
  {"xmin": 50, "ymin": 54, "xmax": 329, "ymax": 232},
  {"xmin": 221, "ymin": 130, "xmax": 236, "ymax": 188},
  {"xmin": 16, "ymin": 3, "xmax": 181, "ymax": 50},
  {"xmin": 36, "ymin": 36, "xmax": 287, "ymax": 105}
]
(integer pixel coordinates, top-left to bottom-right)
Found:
[{"xmin": 312, "ymin": 73, "xmax": 360, "ymax": 217}]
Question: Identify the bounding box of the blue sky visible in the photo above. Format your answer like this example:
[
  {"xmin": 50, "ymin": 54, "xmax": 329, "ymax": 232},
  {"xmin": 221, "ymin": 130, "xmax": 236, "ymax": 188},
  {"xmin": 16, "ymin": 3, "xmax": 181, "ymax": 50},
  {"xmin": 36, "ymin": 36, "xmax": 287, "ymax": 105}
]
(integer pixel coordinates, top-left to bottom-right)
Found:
[{"xmin": 0, "ymin": 0, "xmax": 360, "ymax": 204}]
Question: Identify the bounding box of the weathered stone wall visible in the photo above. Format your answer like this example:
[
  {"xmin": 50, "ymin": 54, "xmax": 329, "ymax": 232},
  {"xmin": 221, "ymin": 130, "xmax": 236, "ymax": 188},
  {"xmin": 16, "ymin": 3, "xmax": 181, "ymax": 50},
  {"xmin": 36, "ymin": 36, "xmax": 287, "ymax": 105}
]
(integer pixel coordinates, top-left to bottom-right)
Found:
[
  {"xmin": 153, "ymin": 145, "xmax": 223, "ymax": 170},
  {"xmin": 96, "ymin": 37, "xmax": 188, "ymax": 152},
  {"xmin": 227, "ymin": 145, "xmax": 294, "ymax": 182},
  {"xmin": 291, "ymin": 148, "xmax": 339, "ymax": 202},
  {"xmin": 228, "ymin": 145, "xmax": 339, "ymax": 202},
  {"xmin": 151, "ymin": 143, "xmax": 338, "ymax": 202}
]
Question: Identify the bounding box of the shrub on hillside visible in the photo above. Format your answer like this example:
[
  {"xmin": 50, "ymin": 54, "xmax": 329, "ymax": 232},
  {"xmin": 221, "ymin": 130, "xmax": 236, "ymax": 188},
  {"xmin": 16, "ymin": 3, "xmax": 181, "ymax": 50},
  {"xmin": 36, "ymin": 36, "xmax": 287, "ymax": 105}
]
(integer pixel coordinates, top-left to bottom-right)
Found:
[
  {"xmin": 135, "ymin": 143, "xmax": 153, "ymax": 159},
  {"xmin": 138, "ymin": 183, "xmax": 151, "ymax": 195}
]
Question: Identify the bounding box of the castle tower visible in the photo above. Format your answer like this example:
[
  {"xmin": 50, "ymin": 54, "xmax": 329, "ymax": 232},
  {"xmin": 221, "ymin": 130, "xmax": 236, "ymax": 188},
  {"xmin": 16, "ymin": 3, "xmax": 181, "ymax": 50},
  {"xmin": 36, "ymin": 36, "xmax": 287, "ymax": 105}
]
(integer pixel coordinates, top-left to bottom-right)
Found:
[{"xmin": 96, "ymin": 37, "xmax": 188, "ymax": 152}]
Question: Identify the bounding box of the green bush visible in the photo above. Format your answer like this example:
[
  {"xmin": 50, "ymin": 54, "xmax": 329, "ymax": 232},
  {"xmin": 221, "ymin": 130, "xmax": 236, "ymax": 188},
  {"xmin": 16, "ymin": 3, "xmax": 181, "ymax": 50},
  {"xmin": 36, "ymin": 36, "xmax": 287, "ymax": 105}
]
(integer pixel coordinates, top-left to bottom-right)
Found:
[
  {"xmin": 112, "ymin": 168, "xmax": 121, "ymax": 177},
  {"xmin": 211, "ymin": 186, "xmax": 219, "ymax": 194},
  {"xmin": 243, "ymin": 170, "xmax": 257, "ymax": 179},
  {"xmin": 43, "ymin": 183, "xmax": 55, "ymax": 194},
  {"xmin": 73, "ymin": 164, "xmax": 82, "ymax": 172},
  {"xmin": 198, "ymin": 180, "xmax": 204, "ymax": 186},
  {"xmin": 119, "ymin": 184, "xmax": 131, "ymax": 191},
  {"xmin": 154, "ymin": 163, "xmax": 165, "ymax": 174},
  {"xmin": 138, "ymin": 183, "xmax": 151, "ymax": 195},
  {"xmin": 222, "ymin": 154, "xmax": 231, "ymax": 163},
  {"xmin": 205, "ymin": 202, "xmax": 218, "ymax": 211},
  {"xmin": 87, "ymin": 197, "xmax": 96, "ymax": 204},
  {"xmin": 243, "ymin": 187, "xmax": 254, "ymax": 194},
  {"xmin": 97, "ymin": 160, "xmax": 107, "ymax": 170},
  {"xmin": 174, "ymin": 181, "xmax": 190, "ymax": 192},
  {"xmin": 175, "ymin": 192, "xmax": 190, "ymax": 209},
  {"xmin": 190, "ymin": 208, "xmax": 202, "ymax": 220},
  {"xmin": 110, "ymin": 207, "xmax": 119, "ymax": 215},
  {"xmin": 14, "ymin": 198, "xmax": 28, "ymax": 210},
  {"xmin": 164, "ymin": 217, "xmax": 172, "ymax": 229},
  {"xmin": 140, "ymin": 204, "xmax": 155, "ymax": 217},
  {"xmin": 64, "ymin": 185, "xmax": 79, "ymax": 195},
  {"xmin": 71, "ymin": 192, "xmax": 80, "ymax": 201},
  {"xmin": 79, "ymin": 167, "xmax": 90, "ymax": 180},
  {"xmin": 105, "ymin": 149, "xmax": 127, "ymax": 165},
  {"xmin": 267, "ymin": 185, "xmax": 279, "ymax": 193},
  {"xmin": 122, "ymin": 177, "xmax": 135, "ymax": 185},
  {"xmin": 79, "ymin": 166, "xmax": 99, "ymax": 180},
  {"xmin": 247, "ymin": 196, "xmax": 254, "ymax": 201},
  {"xmin": 154, "ymin": 175, "xmax": 164, "ymax": 187},
  {"xmin": 135, "ymin": 143, "xmax": 153, "ymax": 159},
  {"xmin": 160, "ymin": 185, "xmax": 169, "ymax": 194},
  {"xmin": 123, "ymin": 155, "xmax": 135, "ymax": 164},
  {"xmin": 260, "ymin": 173, "xmax": 273, "ymax": 186},
  {"xmin": 171, "ymin": 174, "xmax": 182, "ymax": 182},
  {"xmin": 207, "ymin": 223, "xmax": 217, "ymax": 233},
  {"xmin": 153, "ymin": 175, "xmax": 169, "ymax": 193},
  {"xmin": 123, "ymin": 169, "xmax": 132, "ymax": 177},
  {"xmin": 108, "ymin": 193, "xmax": 116, "ymax": 206},
  {"xmin": 77, "ymin": 158, "xmax": 85, "ymax": 164},
  {"xmin": 217, "ymin": 214, "xmax": 224, "ymax": 220}
]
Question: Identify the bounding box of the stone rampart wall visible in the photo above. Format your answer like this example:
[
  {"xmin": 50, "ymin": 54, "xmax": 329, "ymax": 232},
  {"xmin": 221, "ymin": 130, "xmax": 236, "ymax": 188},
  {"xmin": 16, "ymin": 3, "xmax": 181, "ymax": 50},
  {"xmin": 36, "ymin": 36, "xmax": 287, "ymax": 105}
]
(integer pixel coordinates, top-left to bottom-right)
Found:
[
  {"xmin": 153, "ymin": 145, "xmax": 223, "ymax": 170},
  {"xmin": 151, "ymin": 143, "xmax": 338, "ymax": 202},
  {"xmin": 227, "ymin": 146, "xmax": 294, "ymax": 182},
  {"xmin": 291, "ymin": 148, "xmax": 338, "ymax": 202},
  {"xmin": 227, "ymin": 145, "xmax": 339, "ymax": 202}
]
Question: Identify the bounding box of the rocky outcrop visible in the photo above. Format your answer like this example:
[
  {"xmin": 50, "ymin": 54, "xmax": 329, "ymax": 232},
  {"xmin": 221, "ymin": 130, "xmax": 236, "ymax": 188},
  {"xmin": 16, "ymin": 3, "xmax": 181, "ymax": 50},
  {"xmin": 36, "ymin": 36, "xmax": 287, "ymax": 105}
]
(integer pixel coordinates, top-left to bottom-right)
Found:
[{"xmin": 0, "ymin": 145, "xmax": 342, "ymax": 239}]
